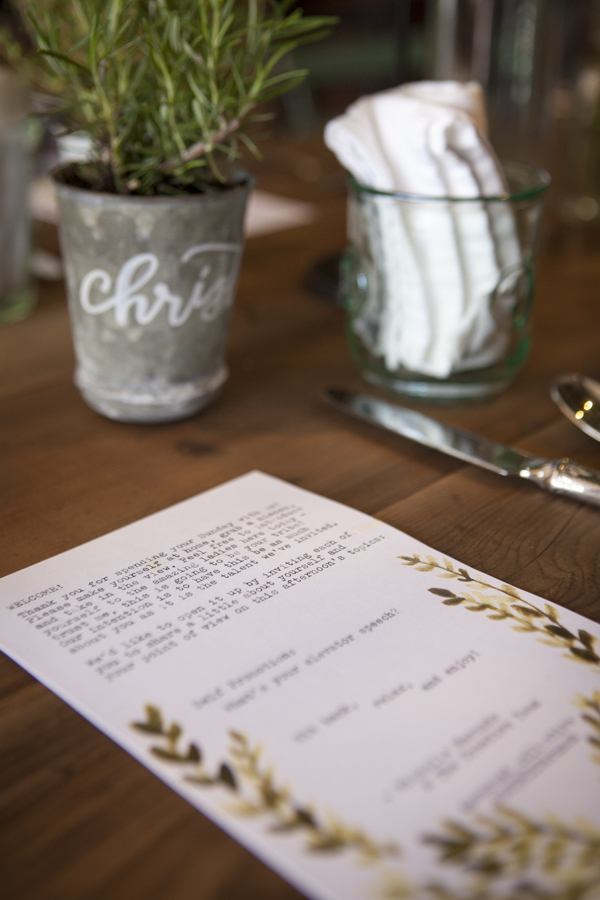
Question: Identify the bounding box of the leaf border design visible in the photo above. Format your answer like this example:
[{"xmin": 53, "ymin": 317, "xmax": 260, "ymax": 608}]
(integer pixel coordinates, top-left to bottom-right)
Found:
[
  {"xmin": 132, "ymin": 704, "xmax": 399, "ymax": 864},
  {"xmin": 399, "ymin": 555, "xmax": 600, "ymax": 671},
  {"xmin": 127, "ymin": 557, "xmax": 600, "ymax": 899}
]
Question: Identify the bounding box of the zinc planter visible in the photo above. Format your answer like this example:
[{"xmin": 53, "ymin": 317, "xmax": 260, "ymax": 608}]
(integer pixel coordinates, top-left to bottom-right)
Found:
[{"xmin": 53, "ymin": 170, "xmax": 254, "ymax": 423}]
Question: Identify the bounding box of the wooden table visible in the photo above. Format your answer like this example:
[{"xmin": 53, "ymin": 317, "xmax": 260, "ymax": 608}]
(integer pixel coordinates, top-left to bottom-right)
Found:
[{"xmin": 1, "ymin": 138, "xmax": 600, "ymax": 899}]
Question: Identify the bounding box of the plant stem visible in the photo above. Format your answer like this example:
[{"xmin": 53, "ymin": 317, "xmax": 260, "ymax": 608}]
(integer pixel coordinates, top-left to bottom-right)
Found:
[{"xmin": 160, "ymin": 117, "xmax": 241, "ymax": 170}]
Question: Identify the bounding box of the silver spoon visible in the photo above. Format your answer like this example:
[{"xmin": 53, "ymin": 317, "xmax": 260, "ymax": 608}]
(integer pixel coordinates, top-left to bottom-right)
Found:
[{"xmin": 551, "ymin": 373, "xmax": 600, "ymax": 442}]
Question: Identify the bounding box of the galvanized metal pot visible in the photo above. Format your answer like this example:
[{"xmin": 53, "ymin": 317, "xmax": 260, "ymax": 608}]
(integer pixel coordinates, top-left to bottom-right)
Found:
[{"xmin": 53, "ymin": 171, "xmax": 254, "ymax": 423}]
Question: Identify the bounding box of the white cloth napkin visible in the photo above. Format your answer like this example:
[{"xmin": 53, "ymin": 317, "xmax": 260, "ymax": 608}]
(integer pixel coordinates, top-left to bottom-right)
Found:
[{"xmin": 324, "ymin": 82, "xmax": 521, "ymax": 378}]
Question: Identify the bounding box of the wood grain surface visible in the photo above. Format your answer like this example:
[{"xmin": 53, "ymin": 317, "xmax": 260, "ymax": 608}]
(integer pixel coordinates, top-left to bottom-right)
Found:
[{"xmin": 1, "ymin": 137, "xmax": 599, "ymax": 900}]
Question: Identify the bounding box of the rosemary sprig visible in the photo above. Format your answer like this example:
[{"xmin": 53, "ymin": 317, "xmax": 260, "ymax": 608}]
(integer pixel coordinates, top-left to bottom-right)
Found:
[
  {"xmin": 400, "ymin": 555, "xmax": 600, "ymax": 671},
  {"xmin": 1, "ymin": 0, "xmax": 336, "ymax": 194}
]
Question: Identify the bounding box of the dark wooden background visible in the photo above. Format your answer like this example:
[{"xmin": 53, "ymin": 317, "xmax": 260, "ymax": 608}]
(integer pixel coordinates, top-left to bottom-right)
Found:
[{"xmin": 1, "ymin": 137, "xmax": 599, "ymax": 899}]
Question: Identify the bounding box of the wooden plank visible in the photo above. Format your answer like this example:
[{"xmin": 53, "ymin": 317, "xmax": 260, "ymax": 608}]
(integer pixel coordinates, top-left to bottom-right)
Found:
[
  {"xmin": 1, "ymin": 136, "xmax": 600, "ymax": 900},
  {"xmin": 377, "ymin": 415, "xmax": 600, "ymax": 619}
]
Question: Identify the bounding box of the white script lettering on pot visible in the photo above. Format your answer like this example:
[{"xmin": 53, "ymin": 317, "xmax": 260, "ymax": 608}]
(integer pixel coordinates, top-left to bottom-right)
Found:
[{"xmin": 79, "ymin": 242, "xmax": 241, "ymax": 328}]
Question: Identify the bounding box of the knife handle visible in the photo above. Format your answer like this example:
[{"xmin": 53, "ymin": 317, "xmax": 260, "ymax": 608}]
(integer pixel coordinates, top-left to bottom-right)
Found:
[{"xmin": 519, "ymin": 458, "xmax": 600, "ymax": 508}]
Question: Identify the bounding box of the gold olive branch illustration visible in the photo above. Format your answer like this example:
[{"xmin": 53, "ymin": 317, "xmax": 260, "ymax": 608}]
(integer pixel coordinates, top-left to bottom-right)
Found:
[
  {"xmin": 399, "ymin": 555, "xmax": 600, "ymax": 671},
  {"xmin": 382, "ymin": 880, "xmax": 598, "ymax": 900},
  {"xmin": 132, "ymin": 706, "xmax": 600, "ymax": 899},
  {"xmin": 132, "ymin": 704, "xmax": 237, "ymax": 789},
  {"xmin": 374, "ymin": 868, "xmax": 415, "ymax": 899},
  {"xmin": 132, "ymin": 705, "xmax": 398, "ymax": 864},
  {"xmin": 227, "ymin": 730, "xmax": 398, "ymax": 861},
  {"xmin": 575, "ymin": 692, "xmax": 600, "ymax": 768},
  {"xmin": 420, "ymin": 807, "xmax": 600, "ymax": 899}
]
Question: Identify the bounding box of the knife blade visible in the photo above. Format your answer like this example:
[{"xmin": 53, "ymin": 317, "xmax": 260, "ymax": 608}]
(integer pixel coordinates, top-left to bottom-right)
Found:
[{"xmin": 326, "ymin": 387, "xmax": 600, "ymax": 508}]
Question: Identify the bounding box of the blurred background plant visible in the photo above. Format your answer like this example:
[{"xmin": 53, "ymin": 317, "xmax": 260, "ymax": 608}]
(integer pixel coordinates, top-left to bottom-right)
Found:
[
  {"xmin": 0, "ymin": 0, "xmax": 336, "ymax": 194},
  {"xmin": 1, "ymin": 0, "xmax": 597, "ymax": 225}
]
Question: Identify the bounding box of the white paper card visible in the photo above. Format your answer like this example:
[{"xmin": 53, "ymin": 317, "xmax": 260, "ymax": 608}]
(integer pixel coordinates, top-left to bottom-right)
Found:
[{"xmin": 1, "ymin": 472, "xmax": 599, "ymax": 899}]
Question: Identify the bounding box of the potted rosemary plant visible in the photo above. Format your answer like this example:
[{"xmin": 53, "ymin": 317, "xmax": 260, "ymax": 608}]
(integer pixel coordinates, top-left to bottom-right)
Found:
[{"xmin": 4, "ymin": 0, "xmax": 334, "ymax": 422}]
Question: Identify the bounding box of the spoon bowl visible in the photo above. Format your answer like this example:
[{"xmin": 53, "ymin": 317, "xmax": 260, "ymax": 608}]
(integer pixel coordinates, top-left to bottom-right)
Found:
[{"xmin": 551, "ymin": 373, "xmax": 600, "ymax": 442}]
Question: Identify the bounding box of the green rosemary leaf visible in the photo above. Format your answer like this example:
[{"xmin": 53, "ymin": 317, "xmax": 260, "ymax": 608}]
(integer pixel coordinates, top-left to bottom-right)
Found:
[
  {"xmin": 39, "ymin": 47, "xmax": 90, "ymax": 73},
  {"xmin": 238, "ymin": 131, "xmax": 262, "ymax": 159},
  {"xmin": 11, "ymin": 0, "xmax": 336, "ymax": 193}
]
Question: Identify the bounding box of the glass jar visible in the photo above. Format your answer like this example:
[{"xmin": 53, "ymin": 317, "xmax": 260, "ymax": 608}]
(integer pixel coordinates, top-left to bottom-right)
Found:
[
  {"xmin": 0, "ymin": 69, "xmax": 35, "ymax": 325},
  {"xmin": 341, "ymin": 161, "xmax": 549, "ymax": 400}
]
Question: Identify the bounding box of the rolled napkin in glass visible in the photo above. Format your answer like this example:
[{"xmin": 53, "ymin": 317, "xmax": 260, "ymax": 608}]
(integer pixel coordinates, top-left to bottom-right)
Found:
[{"xmin": 325, "ymin": 81, "xmax": 550, "ymax": 400}]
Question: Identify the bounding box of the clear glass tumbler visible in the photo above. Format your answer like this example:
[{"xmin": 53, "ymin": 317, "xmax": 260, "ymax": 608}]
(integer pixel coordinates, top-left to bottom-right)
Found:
[
  {"xmin": 0, "ymin": 71, "xmax": 35, "ymax": 325},
  {"xmin": 341, "ymin": 161, "xmax": 549, "ymax": 401}
]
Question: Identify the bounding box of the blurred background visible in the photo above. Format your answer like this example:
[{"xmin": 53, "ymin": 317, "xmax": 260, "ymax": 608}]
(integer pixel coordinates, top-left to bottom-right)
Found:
[
  {"xmin": 2, "ymin": 0, "xmax": 600, "ymax": 317},
  {"xmin": 2, "ymin": 0, "xmax": 600, "ymax": 229},
  {"xmin": 276, "ymin": 0, "xmax": 600, "ymax": 231}
]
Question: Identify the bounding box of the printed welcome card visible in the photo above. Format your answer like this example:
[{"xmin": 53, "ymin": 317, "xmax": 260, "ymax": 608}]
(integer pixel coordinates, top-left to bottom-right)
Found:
[{"xmin": 0, "ymin": 472, "xmax": 598, "ymax": 900}]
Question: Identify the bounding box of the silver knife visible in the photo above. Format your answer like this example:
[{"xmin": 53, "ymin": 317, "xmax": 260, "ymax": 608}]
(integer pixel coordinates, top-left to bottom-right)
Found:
[{"xmin": 326, "ymin": 387, "xmax": 600, "ymax": 509}]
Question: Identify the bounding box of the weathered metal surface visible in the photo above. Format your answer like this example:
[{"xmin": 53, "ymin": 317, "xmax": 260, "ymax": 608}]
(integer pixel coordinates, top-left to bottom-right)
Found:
[{"xmin": 54, "ymin": 175, "xmax": 254, "ymax": 422}]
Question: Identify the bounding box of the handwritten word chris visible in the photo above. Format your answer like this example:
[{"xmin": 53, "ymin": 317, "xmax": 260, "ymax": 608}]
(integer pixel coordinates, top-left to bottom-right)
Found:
[{"xmin": 79, "ymin": 242, "xmax": 241, "ymax": 328}]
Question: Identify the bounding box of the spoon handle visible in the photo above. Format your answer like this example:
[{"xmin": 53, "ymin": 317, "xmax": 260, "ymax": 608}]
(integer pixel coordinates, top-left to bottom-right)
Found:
[{"xmin": 519, "ymin": 458, "xmax": 600, "ymax": 508}]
